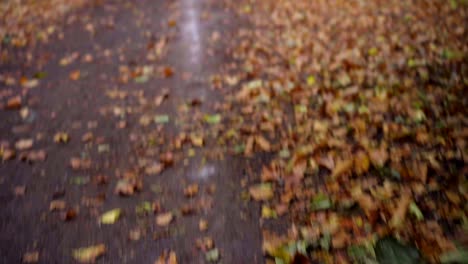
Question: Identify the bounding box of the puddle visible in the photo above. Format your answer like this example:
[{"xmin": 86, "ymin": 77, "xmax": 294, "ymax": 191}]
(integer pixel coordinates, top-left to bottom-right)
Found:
[{"xmin": 190, "ymin": 163, "xmax": 216, "ymax": 181}]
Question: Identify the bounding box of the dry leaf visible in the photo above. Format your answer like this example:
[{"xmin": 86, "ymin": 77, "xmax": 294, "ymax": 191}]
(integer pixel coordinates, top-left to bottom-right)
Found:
[
  {"xmin": 72, "ymin": 244, "xmax": 106, "ymax": 263},
  {"xmin": 249, "ymin": 183, "xmax": 274, "ymax": 201},
  {"xmin": 330, "ymin": 159, "xmax": 353, "ymax": 178},
  {"xmin": 156, "ymin": 212, "xmax": 173, "ymax": 226}
]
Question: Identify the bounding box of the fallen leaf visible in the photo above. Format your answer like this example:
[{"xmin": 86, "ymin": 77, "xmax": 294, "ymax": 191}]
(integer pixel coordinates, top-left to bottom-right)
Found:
[
  {"xmin": 49, "ymin": 200, "xmax": 66, "ymax": 211},
  {"xmin": 203, "ymin": 114, "xmax": 221, "ymax": 124},
  {"xmin": 115, "ymin": 179, "xmax": 139, "ymax": 196},
  {"xmin": 15, "ymin": 139, "xmax": 33, "ymax": 150},
  {"xmin": 205, "ymin": 248, "xmax": 219, "ymax": 262},
  {"xmin": 255, "ymin": 135, "xmax": 271, "ymax": 151},
  {"xmin": 354, "ymin": 151, "xmax": 370, "ymax": 175},
  {"xmin": 69, "ymin": 70, "xmax": 80, "ymax": 80},
  {"xmin": 156, "ymin": 212, "xmax": 173, "ymax": 226},
  {"xmin": 199, "ymin": 219, "xmax": 208, "ymax": 231},
  {"xmin": 375, "ymin": 237, "xmax": 420, "ymax": 264},
  {"xmin": 100, "ymin": 208, "xmax": 122, "ymax": 224},
  {"xmin": 145, "ymin": 163, "xmax": 164, "ymax": 175},
  {"xmin": 154, "ymin": 250, "xmax": 177, "ymax": 264},
  {"xmin": 54, "ymin": 132, "xmax": 69, "ymax": 143},
  {"xmin": 330, "ymin": 159, "xmax": 353, "ymax": 178},
  {"xmin": 6, "ymin": 96, "xmax": 22, "ymax": 110},
  {"xmin": 61, "ymin": 208, "xmax": 78, "ymax": 221},
  {"xmin": 154, "ymin": 115, "xmax": 170, "ymax": 124},
  {"xmin": 22, "ymin": 251, "xmax": 39, "ymax": 263},
  {"xmin": 129, "ymin": 228, "xmax": 141, "ymax": 241},
  {"xmin": 261, "ymin": 205, "xmax": 278, "ymax": 219},
  {"xmin": 72, "ymin": 244, "xmax": 106, "ymax": 263},
  {"xmin": 184, "ymin": 184, "xmax": 199, "ymax": 197},
  {"xmin": 310, "ymin": 193, "xmax": 333, "ymax": 211},
  {"xmin": 369, "ymin": 147, "xmax": 389, "ymax": 167},
  {"xmin": 249, "ymin": 183, "xmax": 274, "ymax": 201},
  {"xmin": 390, "ymin": 192, "xmax": 412, "ymax": 229}
]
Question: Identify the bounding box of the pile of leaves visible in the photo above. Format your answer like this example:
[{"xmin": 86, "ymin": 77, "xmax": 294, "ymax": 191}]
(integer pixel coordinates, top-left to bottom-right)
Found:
[{"xmin": 213, "ymin": 0, "xmax": 468, "ymax": 263}]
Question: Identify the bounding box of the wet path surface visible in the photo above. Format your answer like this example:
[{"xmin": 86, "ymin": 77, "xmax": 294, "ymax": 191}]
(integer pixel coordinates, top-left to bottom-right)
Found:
[{"xmin": 0, "ymin": 0, "xmax": 263, "ymax": 263}]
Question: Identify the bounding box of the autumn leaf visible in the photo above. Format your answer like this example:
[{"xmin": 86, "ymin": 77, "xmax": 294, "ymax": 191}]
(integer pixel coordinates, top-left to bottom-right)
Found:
[
  {"xmin": 203, "ymin": 114, "xmax": 221, "ymax": 124},
  {"xmin": 15, "ymin": 139, "xmax": 33, "ymax": 150},
  {"xmin": 255, "ymin": 135, "xmax": 271, "ymax": 152},
  {"xmin": 156, "ymin": 212, "xmax": 173, "ymax": 226},
  {"xmin": 390, "ymin": 192, "xmax": 412, "ymax": 229},
  {"xmin": 249, "ymin": 183, "xmax": 274, "ymax": 201},
  {"xmin": 330, "ymin": 159, "xmax": 353, "ymax": 179},
  {"xmin": 72, "ymin": 244, "xmax": 106, "ymax": 263},
  {"xmin": 100, "ymin": 208, "xmax": 122, "ymax": 224}
]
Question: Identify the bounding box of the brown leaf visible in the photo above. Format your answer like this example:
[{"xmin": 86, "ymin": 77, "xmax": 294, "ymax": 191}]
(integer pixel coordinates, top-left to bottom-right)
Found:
[
  {"xmin": 330, "ymin": 159, "xmax": 353, "ymax": 179},
  {"xmin": 354, "ymin": 151, "xmax": 370, "ymax": 175},
  {"xmin": 368, "ymin": 147, "xmax": 388, "ymax": 167},
  {"xmin": 145, "ymin": 163, "xmax": 164, "ymax": 175},
  {"xmin": 159, "ymin": 152, "xmax": 174, "ymax": 166},
  {"xmin": 115, "ymin": 179, "xmax": 140, "ymax": 196},
  {"xmin": 260, "ymin": 165, "xmax": 279, "ymax": 182},
  {"xmin": 2, "ymin": 149, "xmax": 16, "ymax": 161},
  {"xmin": 15, "ymin": 139, "xmax": 33, "ymax": 150},
  {"xmin": 154, "ymin": 250, "xmax": 177, "ymax": 264},
  {"xmin": 69, "ymin": 70, "xmax": 80, "ymax": 80},
  {"xmin": 61, "ymin": 208, "xmax": 78, "ymax": 221},
  {"xmin": 23, "ymin": 251, "xmax": 39, "ymax": 263},
  {"xmin": 390, "ymin": 192, "xmax": 412, "ymax": 229},
  {"xmin": 199, "ymin": 219, "xmax": 208, "ymax": 231},
  {"xmin": 244, "ymin": 136, "xmax": 254, "ymax": 156},
  {"xmin": 49, "ymin": 200, "xmax": 66, "ymax": 211},
  {"xmin": 255, "ymin": 135, "xmax": 271, "ymax": 152},
  {"xmin": 184, "ymin": 184, "xmax": 199, "ymax": 197},
  {"xmin": 249, "ymin": 183, "xmax": 274, "ymax": 201},
  {"xmin": 156, "ymin": 212, "xmax": 174, "ymax": 226},
  {"xmin": 54, "ymin": 132, "xmax": 70, "ymax": 143},
  {"xmin": 6, "ymin": 96, "xmax": 22, "ymax": 110}
]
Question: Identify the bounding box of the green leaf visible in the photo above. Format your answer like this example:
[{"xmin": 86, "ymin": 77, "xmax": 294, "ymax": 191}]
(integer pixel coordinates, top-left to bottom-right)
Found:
[
  {"xmin": 279, "ymin": 149, "xmax": 290, "ymax": 159},
  {"xmin": 320, "ymin": 233, "xmax": 331, "ymax": 251},
  {"xmin": 440, "ymin": 248, "xmax": 468, "ymax": 263},
  {"xmin": 154, "ymin": 114, "xmax": 170, "ymax": 124},
  {"xmin": 33, "ymin": 72, "xmax": 47, "ymax": 79},
  {"xmin": 70, "ymin": 176, "xmax": 89, "ymax": 185},
  {"xmin": 409, "ymin": 202, "xmax": 424, "ymax": 221},
  {"xmin": 204, "ymin": 114, "xmax": 221, "ymax": 124},
  {"xmin": 348, "ymin": 244, "xmax": 378, "ymax": 264},
  {"xmin": 205, "ymin": 248, "xmax": 220, "ymax": 262},
  {"xmin": 100, "ymin": 209, "xmax": 121, "ymax": 224},
  {"xmin": 375, "ymin": 237, "xmax": 421, "ymax": 264},
  {"xmin": 135, "ymin": 201, "xmax": 152, "ymax": 215},
  {"xmin": 310, "ymin": 193, "xmax": 332, "ymax": 211},
  {"xmin": 134, "ymin": 75, "xmax": 149, "ymax": 83}
]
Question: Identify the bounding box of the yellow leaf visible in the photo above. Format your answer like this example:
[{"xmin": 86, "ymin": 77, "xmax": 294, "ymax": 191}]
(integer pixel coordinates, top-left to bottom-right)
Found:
[
  {"xmin": 249, "ymin": 183, "xmax": 274, "ymax": 201},
  {"xmin": 100, "ymin": 209, "xmax": 121, "ymax": 224},
  {"xmin": 72, "ymin": 244, "xmax": 106, "ymax": 263}
]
